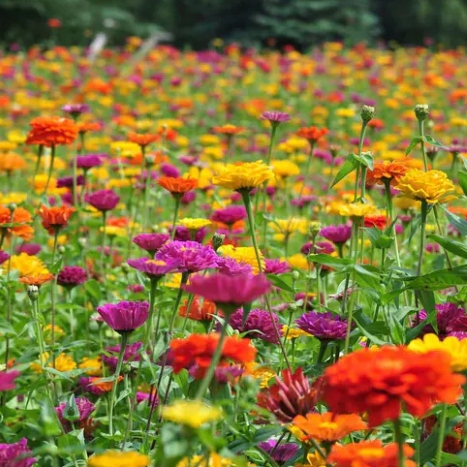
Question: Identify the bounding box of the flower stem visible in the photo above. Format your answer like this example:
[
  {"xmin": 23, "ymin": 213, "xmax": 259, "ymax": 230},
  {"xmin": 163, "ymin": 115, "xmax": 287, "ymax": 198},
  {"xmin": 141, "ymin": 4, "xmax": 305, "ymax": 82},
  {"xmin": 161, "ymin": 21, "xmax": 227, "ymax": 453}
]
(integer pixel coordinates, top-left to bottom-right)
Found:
[
  {"xmin": 433, "ymin": 205, "xmax": 454, "ymax": 270},
  {"xmin": 108, "ymin": 332, "xmax": 129, "ymax": 436},
  {"xmin": 418, "ymin": 120, "xmax": 428, "ymax": 171},
  {"xmin": 143, "ymin": 278, "xmax": 159, "ymax": 353},
  {"xmin": 435, "ymin": 404, "xmax": 447, "ymax": 467},
  {"xmin": 354, "ymin": 122, "xmax": 368, "ymax": 202},
  {"xmin": 393, "ymin": 418, "xmax": 405, "ymax": 467},
  {"xmin": 417, "ymin": 201, "xmax": 428, "ymax": 276},
  {"xmin": 100, "ymin": 211, "xmax": 107, "ymax": 275},
  {"xmin": 50, "ymin": 228, "xmax": 59, "ymax": 369},
  {"xmin": 42, "ymin": 144, "xmax": 56, "ymax": 198},
  {"xmin": 170, "ymin": 195, "xmax": 181, "ymax": 240}
]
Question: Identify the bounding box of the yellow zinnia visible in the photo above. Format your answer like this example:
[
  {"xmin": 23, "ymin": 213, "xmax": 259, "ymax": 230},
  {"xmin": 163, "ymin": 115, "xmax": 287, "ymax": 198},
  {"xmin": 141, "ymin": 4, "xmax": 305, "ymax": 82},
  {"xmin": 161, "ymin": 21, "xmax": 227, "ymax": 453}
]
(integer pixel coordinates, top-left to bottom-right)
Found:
[
  {"xmin": 177, "ymin": 453, "xmax": 236, "ymax": 467},
  {"xmin": 212, "ymin": 161, "xmax": 273, "ymax": 192},
  {"xmin": 338, "ymin": 202, "xmax": 377, "ymax": 218},
  {"xmin": 178, "ymin": 218, "xmax": 212, "ymax": 231},
  {"xmin": 272, "ymin": 160, "xmax": 300, "ymax": 178},
  {"xmin": 31, "ymin": 352, "xmax": 77, "ymax": 373},
  {"xmin": 269, "ymin": 218, "xmax": 309, "ymax": 236},
  {"xmin": 395, "ymin": 169, "xmax": 456, "ymax": 204},
  {"xmin": 87, "ymin": 451, "xmax": 150, "ymax": 467},
  {"xmin": 4, "ymin": 253, "xmax": 49, "ymax": 278},
  {"xmin": 408, "ymin": 333, "xmax": 467, "ymax": 372},
  {"xmin": 218, "ymin": 245, "xmax": 264, "ymax": 274},
  {"xmin": 162, "ymin": 400, "xmax": 222, "ymax": 428}
]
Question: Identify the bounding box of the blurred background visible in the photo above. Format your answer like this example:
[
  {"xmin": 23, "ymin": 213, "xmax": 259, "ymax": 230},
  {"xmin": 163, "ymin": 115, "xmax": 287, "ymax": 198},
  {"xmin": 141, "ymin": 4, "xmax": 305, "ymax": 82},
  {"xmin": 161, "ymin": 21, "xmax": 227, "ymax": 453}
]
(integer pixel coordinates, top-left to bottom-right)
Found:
[{"xmin": 1, "ymin": 0, "xmax": 467, "ymax": 50}]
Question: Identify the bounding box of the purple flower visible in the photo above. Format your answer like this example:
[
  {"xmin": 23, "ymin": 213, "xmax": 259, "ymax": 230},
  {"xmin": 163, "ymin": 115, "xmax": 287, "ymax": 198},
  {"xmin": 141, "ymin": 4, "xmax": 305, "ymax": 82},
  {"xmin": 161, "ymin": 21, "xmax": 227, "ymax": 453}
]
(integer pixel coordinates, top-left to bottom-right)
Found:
[
  {"xmin": 415, "ymin": 303, "xmax": 467, "ymax": 339},
  {"xmin": 230, "ymin": 308, "xmax": 282, "ymax": 344},
  {"xmin": 320, "ymin": 224, "xmax": 352, "ymax": 245},
  {"xmin": 127, "ymin": 284, "xmax": 145, "ymax": 293},
  {"xmin": 15, "ymin": 243, "xmax": 42, "ymax": 256},
  {"xmin": 77, "ymin": 154, "xmax": 103, "ymax": 169},
  {"xmin": 291, "ymin": 195, "xmax": 316, "ymax": 209},
  {"xmin": 212, "ymin": 365, "xmax": 244, "ymax": 384},
  {"xmin": 57, "ymin": 175, "xmax": 85, "ymax": 188},
  {"xmin": 261, "ymin": 111, "xmax": 291, "ymax": 125},
  {"xmin": 295, "ymin": 293, "xmax": 314, "ymax": 311},
  {"xmin": 211, "ymin": 205, "xmax": 247, "ymax": 225},
  {"xmin": 136, "ymin": 390, "xmax": 159, "ymax": 407},
  {"xmin": 425, "ymin": 242, "xmax": 440, "ymax": 253},
  {"xmin": 97, "ymin": 301, "xmax": 149, "ymax": 333},
  {"xmin": 264, "ymin": 258, "xmax": 290, "ymax": 275},
  {"xmin": 296, "ymin": 311, "xmax": 348, "ymax": 340},
  {"xmin": 0, "ymin": 438, "xmax": 36, "ymax": 467},
  {"xmin": 127, "ymin": 258, "xmax": 178, "ymax": 279},
  {"xmin": 156, "ymin": 241, "xmax": 219, "ymax": 273},
  {"xmin": 55, "ymin": 397, "xmax": 95, "ymax": 431},
  {"xmin": 132, "ymin": 233, "xmax": 169, "ymax": 255},
  {"xmin": 102, "ymin": 342, "xmax": 143, "ymax": 370},
  {"xmin": 62, "ymin": 103, "xmax": 89, "ymax": 117},
  {"xmin": 0, "ymin": 370, "xmax": 20, "ymax": 391},
  {"xmin": 301, "ymin": 241, "xmax": 335, "ymax": 256},
  {"xmin": 86, "ymin": 189, "xmax": 120, "ymax": 212},
  {"xmin": 57, "ymin": 266, "xmax": 87, "ymax": 289},
  {"xmin": 171, "ymin": 226, "xmax": 207, "ymax": 243},
  {"xmin": 0, "ymin": 250, "xmax": 9, "ymax": 266},
  {"xmin": 216, "ymin": 256, "xmax": 253, "ymax": 275},
  {"xmin": 181, "ymin": 191, "xmax": 196, "ymax": 205},
  {"xmin": 160, "ymin": 163, "xmax": 180, "ymax": 178},
  {"xmin": 258, "ymin": 439, "xmax": 298, "ymax": 465}
]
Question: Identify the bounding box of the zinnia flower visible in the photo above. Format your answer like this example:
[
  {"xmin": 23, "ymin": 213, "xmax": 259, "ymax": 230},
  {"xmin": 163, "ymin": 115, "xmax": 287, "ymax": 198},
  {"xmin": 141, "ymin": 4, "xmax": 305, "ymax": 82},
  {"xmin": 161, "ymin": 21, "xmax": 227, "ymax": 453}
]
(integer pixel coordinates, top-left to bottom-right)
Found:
[
  {"xmin": 258, "ymin": 439, "xmax": 298, "ymax": 465},
  {"xmin": 62, "ymin": 103, "xmax": 90, "ymax": 118},
  {"xmin": 162, "ymin": 400, "xmax": 222, "ymax": 428},
  {"xmin": 97, "ymin": 301, "xmax": 149, "ymax": 333},
  {"xmin": 25, "ymin": 116, "xmax": 78, "ymax": 147},
  {"xmin": 179, "ymin": 296, "xmax": 216, "ymax": 321},
  {"xmin": 183, "ymin": 273, "xmax": 270, "ymax": 314},
  {"xmin": 86, "ymin": 189, "xmax": 120, "ymax": 212},
  {"xmin": 366, "ymin": 159, "xmax": 411, "ymax": 186},
  {"xmin": 338, "ymin": 202, "xmax": 377, "ymax": 218},
  {"xmin": 213, "ymin": 124, "xmax": 244, "ymax": 135},
  {"xmin": 261, "ymin": 111, "xmax": 291, "ymax": 125},
  {"xmin": 211, "ymin": 205, "xmax": 247, "ymax": 225},
  {"xmin": 0, "ymin": 250, "xmax": 10, "ymax": 265},
  {"xmin": 102, "ymin": 342, "xmax": 143, "ymax": 370},
  {"xmin": 57, "ymin": 266, "xmax": 87, "ymax": 289},
  {"xmin": 128, "ymin": 132, "xmax": 159, "ymax": 148},
  {"xmin": 320, "ymin": 224, "xmax": 352, "ymax": 245},
  {"xmin": 79, "ymin": 376, "xmax": 123, "ymax": 395},
  {"xmin": 230, "ymin": 308, "xmax": 282, "ymax": 344},
  {"xmin": 37, "ymin": 205, "xmax": 75, "ymax": 234},
  {"xmin": 327, "ymin": 440, "xmax": 416, "ymax": 467},
  {"xmin": 395, "ymin": 169, "xmax": 456, "ymax": 204},
  {"xmin": 87, "ymin": 451, "xmax": 150, "ymax": 467},
  {"xmin": 127, "ymin": 258, "xmax": 178, "ymax": 280},
  {"xmin": 0, "ymin": 438, "xmax": 36, "ymax": 467},
  {"xmin": 212, "ymin": 161, "xmax": 273, "ymax": 192},
  {"xmin": 296, "ymin": 126, "xmax": 329, "ymax": 143},
  {"xmin": 55, "ymin": 396, "xmax": 95, "ymax": 433},
  {"xmin": 0, "ymin": 206, "xmax": 34, "ymax": 241},
  {"xmin": 292, "ymin": 412, "xmax": 367, "ymax": 443},
  {"xmin": 257, "ymin": 368, "xmax": 317, "ymax": 422},
  {"xmin": 0, "ymin": 370, "xmax": 20, "ymax": 391},
  {"xmin": 415, "ymin": 302, "xmax": 467, "ymax": 338},
  {"xmin": 296, "ymin": 311, "xmax": 348, "ymax": 341},
  {"xmin": 169, "ymin": 333, "xmax": 256, "ymax": 379},
  {"xmin": 132, "ymin": 233, "xmax": 169, "ymax": 255},
  {"xmin": 323, "ymin": 346, "xmax": 465, "ymax": 427},
  {"xmin": 4, "ymin": 253, "xmax": 49, "ymax": 278},
  {"xmin": 157, "ymin": 176, "xmax": 198, "ymax": 195}
]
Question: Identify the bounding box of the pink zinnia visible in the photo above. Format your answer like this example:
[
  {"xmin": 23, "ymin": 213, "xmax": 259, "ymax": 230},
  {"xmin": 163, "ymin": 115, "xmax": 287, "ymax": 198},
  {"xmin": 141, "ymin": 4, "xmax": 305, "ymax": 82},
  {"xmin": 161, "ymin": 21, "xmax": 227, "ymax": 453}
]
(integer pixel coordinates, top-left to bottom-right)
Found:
[
  {"xmin": 0, "ymin": 370, "xmax": 20, "ymax": 391},
  {"xmin": 0, "ymin": 438, "xmax": 36, "ymax": 467},
  {"xmin": 97, "ymin": 300, "xmax": 149, "ymax": 333},
  {"xmin": 183, "ymin": 273, "xmax": 271, "ymax": 314}
]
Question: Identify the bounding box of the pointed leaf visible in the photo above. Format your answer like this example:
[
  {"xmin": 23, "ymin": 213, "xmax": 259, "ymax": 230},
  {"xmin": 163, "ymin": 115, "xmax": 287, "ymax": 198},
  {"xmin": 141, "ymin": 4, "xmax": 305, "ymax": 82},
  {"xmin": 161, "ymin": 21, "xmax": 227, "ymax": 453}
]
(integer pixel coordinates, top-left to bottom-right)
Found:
[
  {"xmin": 428, "ymin": 234, "xmax": 467, "ymax": 260},
  {"xmin": 330, "ymin": 155, "xmax": 358, "ymax": 187},
  {"xmin": 405, "ymin": 136, "xmax": 422, "ymax": 156},
  {"xmin": 457, "ymin": 171, "xmax": 467, "ymax": 197}
]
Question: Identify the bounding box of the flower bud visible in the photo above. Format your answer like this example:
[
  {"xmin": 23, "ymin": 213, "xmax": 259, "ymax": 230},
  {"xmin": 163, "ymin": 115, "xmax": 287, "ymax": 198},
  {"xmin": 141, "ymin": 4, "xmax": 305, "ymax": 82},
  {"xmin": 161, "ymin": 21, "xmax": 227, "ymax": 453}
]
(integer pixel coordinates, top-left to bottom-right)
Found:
[
  {"xmin": 63, "ymin": 395, "xmax": 80, "ymax": 422},
  {"xmin": 291, "ymin": 270, "xmax": 300, "ymax": 281},
  {"xmin": 426, "ymin": 146, "xmax": 439, "ymax": 162},
  {"xmin": 57, "ymin": 245, "xmax": 65, "ymax": 255},
  {"xmin": 309, "ymin": 221, "xmax": 321, "ymax": 238},
  {"xmin": 121, "ymin": 263, "xmax": 130, "ymax": 273},
  {"xmin": 414, "ymin": 104, "xmax": 429, "ymax": 121},
  {"xmin": 27, "ymin": 285, "xmax": 39, "ymax": 301},
  {"xmin": 78, "ymin": 237, "xmax": 87, "ymax": 248},
  {"xmin": 122, "ymin": 363, "xmax": 132, "ymax": 375},
  {"xmin": 7, "ymin": 203, "xmax": 17, "ymax": 214},
  {"xmin": 212, "ymin": 233, "xmax": 225, "ymax": 252},
  {"xmin": 360, "ymin": 105, "xmax": 375, "ymax": 123}
]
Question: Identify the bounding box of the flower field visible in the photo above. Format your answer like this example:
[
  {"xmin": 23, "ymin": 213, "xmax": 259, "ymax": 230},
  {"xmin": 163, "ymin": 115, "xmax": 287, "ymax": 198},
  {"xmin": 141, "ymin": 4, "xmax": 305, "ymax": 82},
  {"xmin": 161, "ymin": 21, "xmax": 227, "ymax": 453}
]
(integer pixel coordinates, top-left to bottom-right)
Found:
[{"xmin": 1, "ymin": 41, "xmax": 467, "ymax": 466}]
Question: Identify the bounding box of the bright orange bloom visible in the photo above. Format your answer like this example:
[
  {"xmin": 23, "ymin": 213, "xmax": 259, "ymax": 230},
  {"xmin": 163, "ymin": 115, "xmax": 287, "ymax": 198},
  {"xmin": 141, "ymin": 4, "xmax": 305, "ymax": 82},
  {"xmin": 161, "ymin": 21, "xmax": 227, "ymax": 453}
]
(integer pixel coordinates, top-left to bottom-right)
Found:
[
  {"xmin": 25, "ymin": 116, "xmax": 78, "ymax": 147},
  {"xmin": 77, "ymin": 122, "xmax": 101, "ymax": 134},
  {"xmin": 0, "ymin": 206, "xmax": 34, "ymax": 241},
  {"xmin": 169, "ymin": 333, "xmax": 256, "ymax": 379},
  {"xmin": 88, "ymin": 376, "xmax": 123, "ymax": 392},
  {"xmin": 48, "ymin": 18, "xmax": 62, "ymax": 28},
  {"xmin": 366, "ymin": 160, "xmax": 411, "ymax": 186},
  {"xmin": 327, "ymin": 440, "xmax": 416, "ymax": 467},
  {"xmin": 158, "ymin": 176, "xmax": 198, "ymax": 195},
  {"xmin": 128, "ymin": 132, "xmax": 160, "ymax": 148},
  {"xmin": 179, "ymin": 296, "xmax": 217, "ymax": 321},
  {"xmin": 37, "ymin": 205, "xmax": 76, "ymax": 234},
  {"xmin": 213, "ymin": 124, "xmax": 245, "ymax": 135},
  {"xmin": 296, "ymin": 126, "xmax": 329, "ymax": 143},
  {"xmin": 323, "ymin": 347, "xmax": 465, "ymax": 427},
  {"xmin": 364, "ymin": 215, "xmax": 386, "ymax": 230},
  {"xmin": 292, "ymin": 412, "xmax": 367, "ymax": 443},
  {"xmin": 0, "ymin": 153, "xmax": 26, "ymax": 173},
  {"xmin": 19, "ymin": 273, "xmax": 54, "ymax": 287}
]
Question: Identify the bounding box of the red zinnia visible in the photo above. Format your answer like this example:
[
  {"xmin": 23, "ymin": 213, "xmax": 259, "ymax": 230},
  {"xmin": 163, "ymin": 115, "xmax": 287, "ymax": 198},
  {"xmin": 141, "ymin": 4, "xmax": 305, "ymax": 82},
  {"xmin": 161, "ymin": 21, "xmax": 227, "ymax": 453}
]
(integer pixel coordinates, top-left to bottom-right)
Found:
[{"xmin": 364, "ymin": 215, "xmax": 386, "ymax": 230}]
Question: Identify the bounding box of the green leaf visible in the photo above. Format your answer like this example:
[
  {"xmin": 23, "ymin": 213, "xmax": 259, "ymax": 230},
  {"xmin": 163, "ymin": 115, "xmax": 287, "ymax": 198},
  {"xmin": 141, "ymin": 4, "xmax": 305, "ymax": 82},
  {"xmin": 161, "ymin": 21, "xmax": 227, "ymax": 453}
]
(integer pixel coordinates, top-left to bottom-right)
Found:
[
  {"xmin": 353, "ymin": 313, "xmax": 390, "ymax": 346},
  {"xmin": 242, "ymin": 302, "xmax": 252, "ymax": 326},
  {"xmin": 404, "ymin": 266, "xmax": 467, "ymax": 290},
  {"xmin": 428, "ymin": 234, "xmax": 467, "ymax": 260},
  {"xmin": 419, "ymin": 431, "xmax": 439, "ymax": 464},
  {"xmin": 365, "ymin": 227, "xmax": 393, "ymax": 249},
  {"xmin": 49, "ymin": 258, "xmax": 63, "ymax": 274},
  {"xmin": 307, "ymin": 254, "xmax": 351, "ymax": 268},
  {"xmin": 330, "ymin": 155, "xmax": 358, "ymax": 187},
  {"xmin": 40, "ymin": 400, "xmax": 61, "ymax": 437},
  {"xmin": 440, "ymin": 204, "xmax": 467, "ymax": 236},
  {"xmin": 267, "ymin": 274, "xmax": 295, "ymax": 293},
  {"xmin": 84, "ymin": 279, "xmax": 102, "ymax": 301},
  {"xmin": 423, "ymin": 135, "xmax": 445, "ymax": 148},
  {"xmin": 405, "ymin": 136, "xmax": 422, "ymax": 156},
  {"xmin": 353, "ymin": 151, "xmax": 374, "ymax": 170},
  {"xmin": 457, "ymin": 171, "xmax": 467, "ymax": 197}
]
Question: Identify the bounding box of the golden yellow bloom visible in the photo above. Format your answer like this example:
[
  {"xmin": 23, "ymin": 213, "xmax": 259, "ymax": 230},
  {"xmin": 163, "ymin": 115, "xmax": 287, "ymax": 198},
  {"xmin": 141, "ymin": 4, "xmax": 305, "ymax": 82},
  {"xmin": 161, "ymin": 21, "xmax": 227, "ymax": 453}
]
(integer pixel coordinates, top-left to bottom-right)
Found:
[
  {"xmin": 245, "ymin": 363, "xmax": 276, "ymax": 388},
  {"xmin": 218, "ymin": 245, "xmax": 264, "ymax": 275},
  {"xmin": 162, "ymin": 400, "xmax": 222, "ymax": 428},
  {"xmin": 0, "ymin": 192, "xmax": 27, "ymax": 205},
  {"xmin": 269, "ymin": 218, "xmax": 309, "ymax": 236},
  {"xmin": 6, "ymin": 131, "xmax": 26, "ymax": 144},
  {"xmin": 294, "ymin": 452, "xmax": 326, "ymax": 467},
  {"xmin": 100, "ymin": 226, "xmax": 126, "ymax": 237},
  {"xmin": 393, "ymin": 196, "xmax": 421, "ymax": 211},
  {"xmin": 395, "ymin": 169, "xmax": 456, "ymax": 204},
  {"xmin": 161, "ymin": 273, "xmax": 183, "ymax": 288},
  {"xmin": 408, "ymin": 333, "xmax": 467, "ymax": 372},
  {"xmin": 4, "ymin": 253, "xmax": 49, "ymax": 278},
  {"xmin": 31, "ymin": 352, "xmax": 77, "ymax": 373},
  {"xmin": 0, "ymin": 141, "xmax": 17, "ymax": 152},
  {"xmin": 212, "ymin": 161, "xmax": 273, "ymax": 192},
  {"xmin": 272, "ymin": 160, "xmax": 300, "ymax": 178},
  {"xmin": 177, "ymin": 453, "xmax": 237, "ymax": 467},
  {"xmin": 200, "ymin": 134, "xmax": 221, "ymax": 146},
  {"xmin": 338, "ymin": 202, "xmax": 377, "ymax": 218},
  {"xmin": 282, "ymin": 325, "xmax": 312, "ymax": 339},
  {"xmin": 88, "ymin": 451, "xmax": 150, "ymax": 467},
  {"xmin": 335, "ymin": 108, "xmax": 356, "ymax": 118},
  {"xmin": 110, "ymin": 141, "xmax": 141, "ymax": 158},
  {"xmin": 79, "ymin": 356, "xmax": 103, "ymax": 376},
  {"xmin": 43, "ymin": 325, "xmax": 65, "ymax": 342},
  {"xmin": 32, "ymin": 174, "xmax": 67, "ymax": 196},
  {"xmin": 287, "ymin": 254, "xmax": 310, "ymax": 271},
  {"xmin": 178, "ymin": 218, "xmax": 212, "ymax": 231}
]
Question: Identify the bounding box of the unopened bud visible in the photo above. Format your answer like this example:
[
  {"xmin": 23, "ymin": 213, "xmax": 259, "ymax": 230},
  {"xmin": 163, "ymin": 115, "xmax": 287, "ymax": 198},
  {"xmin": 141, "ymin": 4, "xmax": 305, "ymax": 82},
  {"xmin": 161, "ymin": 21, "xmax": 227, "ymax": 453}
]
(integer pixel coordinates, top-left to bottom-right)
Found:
[
  {"xmin": 121, "ymin": 263, "xmax": 130, "ymax": 273},
  {"xmin": 291, "ymin": 270, "xmax": 300, "ymax": 281},
  {"xmin": 414, "ymin": 104, "xmax": 429, "ymax": 121},
  {"xmin": 7, "ymin": 203, "xmax": 17, "ymax": 213},
  {"xmin": 329, "ymin": 144, "xmax": 341, "ymax": 158},
  {"xmin": 145, "ymin": 154, "xmax": 155, "ymax": 168},
  {"xmin": 361, "ymin": 105, "xmax": 375, "ymax": 123},
  {"xmin": 27, "ymin": 285, "xmax": 39, "ymax": 301},
  {"xmin": 57, "ymin": 245, "xmax": 65, "ymax": 255},
  {"xmin": 212, "ymin": 233, "xmax": 225, "ymax": 252},
  {"xmin": 309, "ymin": 221, "xmax": 321, "ymax": 238},
  {"xmin": 122, "ymin": 363, "xmax": 132, "ymax": 375},
  {"xmin": 426, "ymin": 146, "xmax": 439, "ymax": 162},
  {"xmin": 78, "ymin": 237, "xmax": 87, "ymax": 247}
]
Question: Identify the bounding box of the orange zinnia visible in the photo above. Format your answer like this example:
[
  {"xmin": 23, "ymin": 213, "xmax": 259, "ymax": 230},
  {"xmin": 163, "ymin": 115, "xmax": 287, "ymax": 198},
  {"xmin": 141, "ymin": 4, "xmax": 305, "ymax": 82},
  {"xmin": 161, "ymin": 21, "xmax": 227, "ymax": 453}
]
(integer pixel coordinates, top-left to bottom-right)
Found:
[
  {"xmin": 327, "ymin": 440, "xmax": 416, "ymax": 467},
  {"xmin": 0, "ymin": 206, "xmax": 34, "ymax": 241},
  {"xmin": 25, "ymin": 116, "xmax": 78, "ymax": 147},
  {"xmin": 296, "ymin": 126, "xmax": 329, "ymax": 143},
  {"xmin": 20, "ymin": 273, "xmax": 54, "ymax": 287},
  {"xmin": 158, "ymin": 176, "xmax": 198, "ymax": 195},
  {"xmin": 213, "ymin": 124, "xmax": 245, "ymax": 135},
  {"xmin": 323, "ymin": 346, "xmax": 465, "ymax": 427},
  {"xmin": 366, "ymin": 160, "xmax": 411, "ymax": 187},
  {"xmin": 38, "ymin": 205, "xmax": 76, "ymax": 234},
  {"xmin": 292, "ymin": 412, "xmax": 367, "ymax": 443},
  {"xmin": 179, "ymin": 296, "xmax": 217, "ymax": 321},
  {"xmin": 128, "ymin": 132, "xmax": 160, "ymax": 148},
  {"xmin": 77, "ymin": 121, "xmax": 101, "ymax": 134},
  {"xmin": 169, "ymin": 333, "xmax": 256, "ymax": 379},
  {"xmin": 0, "ymin": 153, "xmax": 26, "ymax": 173}
]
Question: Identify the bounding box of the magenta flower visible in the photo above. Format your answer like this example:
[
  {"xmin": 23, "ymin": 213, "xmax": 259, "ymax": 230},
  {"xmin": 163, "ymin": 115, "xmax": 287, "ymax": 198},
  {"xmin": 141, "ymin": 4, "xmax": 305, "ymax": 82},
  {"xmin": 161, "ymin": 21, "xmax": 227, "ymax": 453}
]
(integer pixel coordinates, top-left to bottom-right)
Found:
[
  {"xmin": 230, "ymin": 308, "xmax": 282, "ymax": 344},
  {"xmin": 171, "ymin": 225, "xmax": 208, "ymax": 243},
  {"xmin": 261, "ymin": 111, "xmax": 291, "ymax": 125},
  {"xmin": 62, "ymin": 103, "xmax": 89, "ymax": 117},
  {"xmin": 102, "ymin": 342, "xmax": 143, "ymax": 369},
  {"xmin": 415, "ymin": 303, "xmax": 467, "ymax": 339},
  {"xmin": 258, "ymin": 440, "xmax": 298, "ymax": 465},
  {"xmin": 0, "ymin": 250, "xmax": 9, "ymax": 266},
  {"xmin": 320, "ymin": 224, "xmax": 352, "ymax": 245},
  {"xmin": 132, "ymin": 233, "xmax": 169, "ymax": 255},
  {"xmin": 136, "ymin": 390, "xmax": 159, "ymax": 407},
  {"xmin": 156, "ymin": 241, "xmax": 219, "ymax": 273},
  {"xmin": 57, "ymin": 266, "xmax": 88, "ymax": 289},
  {"xmin": 183, "ymin": 273, "xmax": 271, "ymax": 313},
  {"xmin": 0, "ymin": 438, "xmax": 36, "ymax": 467},
  {"xmin": 97, "ymin": 301, "xmax": 149, "ymax": 333},
  {"xmin": 264, "ymin": 258, "xmax": 290, "ymax": 275},
  {"xmin": 216, "ymin": 256, "xmax": 253, "ymax": 275},
  {"xmin": 77, "ymin": 154, "xmax": 103, "ymax": 169},
  {"xmin": 160, "ymin": 163, "xmax": 180, "ymax": 178},
  {"xmin": 86, "ymin": 189, "xmax": 120, "ymax": 212},
  {"xmin": 0, "ymin": 370, "xmax": 20, "ymax": 391},
  {"xmin": 301, "ymin": 241, "xmax": 335, "ymax": 256},
  {"xmin": 57, "ymin": 175, "xmax": 85, "ymax": 188},
  {"xmin": 55, "ymin": 397, "xmax": 95, "ymax": 432},
  {"xmin": 127, "ymin": 258, "xmax": 178, "ymax": 280},
  {"xmin": 211, "ymin": 205, "xmax": 247, "ymax": 225},
  {"xmin": 296, "ymin": 311, "xmax": 348, "ymax": 341},
  {"xmin": 15, "ymin": 244, "xmax": 41, "ymax": 256}
]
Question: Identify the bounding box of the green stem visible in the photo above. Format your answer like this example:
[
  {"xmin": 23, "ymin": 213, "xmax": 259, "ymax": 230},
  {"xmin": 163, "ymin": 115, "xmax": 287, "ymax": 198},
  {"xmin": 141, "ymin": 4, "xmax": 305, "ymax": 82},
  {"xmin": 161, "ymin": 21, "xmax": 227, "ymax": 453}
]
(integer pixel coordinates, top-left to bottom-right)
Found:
[
  {"xmin": 433, "ymin": 205, "xmax": 454, "ymax": 270},
  {"xmin": 143, "ymin": 278, "xmax": 158, "ymax": 353},
  {"xmin": 170, "ymin": 195, "xmax": 181, "ymax": 240},
  {"xmin": 418, "ymin": 120, "xmax": 428, "ymax": 172},
  {"xmin": 435, "ymin": 405, "xmax": 447, "ymax": 467},
  {"xmin": 414, "ymin": 420, "xmax": 421, "ymax": 467},
  {"xmin": 393, "ymin": 418, "xmax": 405, "ymax": 467},
  {"xmin": 34, "ymin": 144, "xmax": 44, "ymax": 180},
  {"xmin": 108, "ymin": 332, "xmax": 129, "ymax": 435},
  {"xmin": 42, "ymin": 144, "xmax": 56, "ymax": 198},
  {"xmin": 316, "ymin": 340, "xmax": 328, "ymax": 364},
  {"xmin": 354, "ymin": 122, "xmax": 368, "ymax": 202},
  {"xmin": 100, "ymin": 211, "xmax": 107, "ymax": 275},
  {"xmin": 417, "ymin": 201, "xmax": 428, "ymax": 276},
  {"xmin": 50, "ymin": 229, "xmax": 59, "ymax": 370}
]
